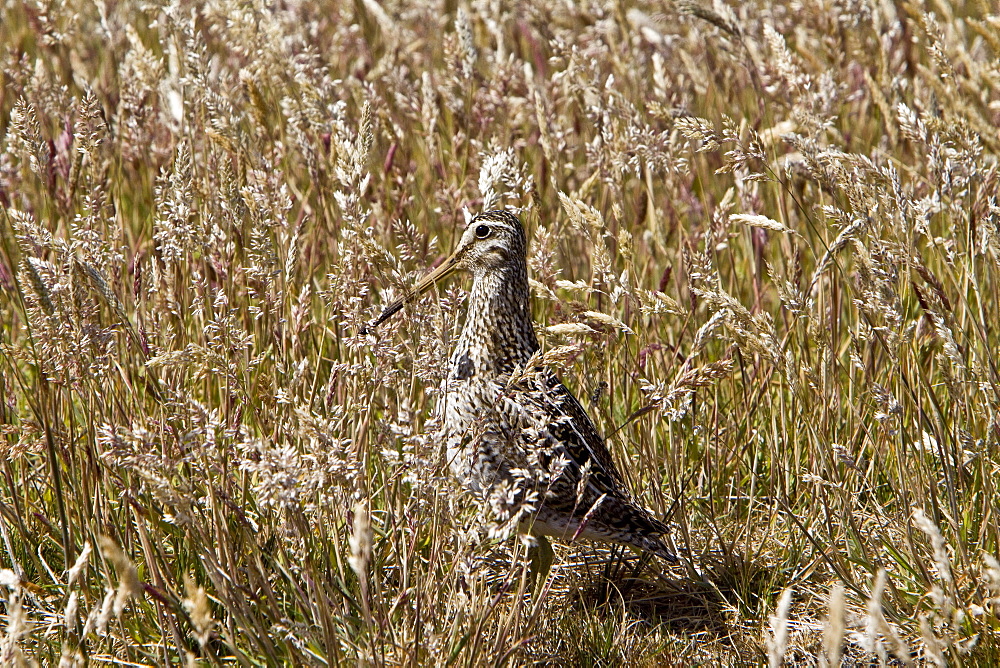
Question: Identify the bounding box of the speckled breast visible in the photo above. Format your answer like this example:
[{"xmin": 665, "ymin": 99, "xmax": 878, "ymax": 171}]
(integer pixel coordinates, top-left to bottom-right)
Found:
[{"xmin": 440, "ymin": 365, "xmax": 512, "ymax": 497}]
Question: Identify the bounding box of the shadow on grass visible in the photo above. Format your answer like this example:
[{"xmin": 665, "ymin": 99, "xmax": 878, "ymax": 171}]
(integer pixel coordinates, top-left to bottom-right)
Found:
[
  {"xmin": 586, "ymin": 551, "xmax": 770, "ymax": 617},
  {"xmin": 560, "ymin": 546, "xmax": 778, "ymax": 661}
]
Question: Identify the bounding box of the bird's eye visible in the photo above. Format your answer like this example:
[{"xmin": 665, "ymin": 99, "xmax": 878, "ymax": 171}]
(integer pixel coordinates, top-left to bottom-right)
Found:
[{"xmin": 475, "ymin": 224, "xmax": 491, "ymax": 239}]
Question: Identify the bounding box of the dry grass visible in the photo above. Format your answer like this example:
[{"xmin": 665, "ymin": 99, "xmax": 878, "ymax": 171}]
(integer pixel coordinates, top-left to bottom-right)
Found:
[{"xmin": 1, "ymin": 0, "xmax": 999, "ymax": 664}]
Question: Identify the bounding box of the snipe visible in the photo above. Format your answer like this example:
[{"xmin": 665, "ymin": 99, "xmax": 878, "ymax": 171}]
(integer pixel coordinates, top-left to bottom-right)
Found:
[{"xmin": 367, "ymin": 210, "xmax": 676, "ymax": 584}]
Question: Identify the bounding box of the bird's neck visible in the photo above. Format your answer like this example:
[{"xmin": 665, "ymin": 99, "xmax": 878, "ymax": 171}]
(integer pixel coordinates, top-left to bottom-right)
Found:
[{"xmin": 453, "ymin": 263, "xmax": 539, "ymax": 378}]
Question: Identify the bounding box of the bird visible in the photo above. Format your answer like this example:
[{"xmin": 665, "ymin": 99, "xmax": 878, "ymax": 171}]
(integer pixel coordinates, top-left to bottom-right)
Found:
[{"xmin": 366, "ymin": 210, "xmax": 676, "ymax": 587}]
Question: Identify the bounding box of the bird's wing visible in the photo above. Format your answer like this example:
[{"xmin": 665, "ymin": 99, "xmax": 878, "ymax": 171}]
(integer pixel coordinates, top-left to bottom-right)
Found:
[
  {"xmin": 486, "ymin": 367, "xmax": 673, "ymax": 553},
  {"xmin": 503, "ymin": 368, "xmax": 630, "ymax": 497},
  {"xmin": 500, "ymin": 368, "xmax": 672, "ymax": 542}
]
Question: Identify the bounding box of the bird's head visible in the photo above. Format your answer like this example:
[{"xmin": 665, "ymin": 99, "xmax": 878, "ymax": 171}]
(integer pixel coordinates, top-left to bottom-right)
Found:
[{"xmin": 364, "ymin": 210, "xmax": 526, "ymax": 332}]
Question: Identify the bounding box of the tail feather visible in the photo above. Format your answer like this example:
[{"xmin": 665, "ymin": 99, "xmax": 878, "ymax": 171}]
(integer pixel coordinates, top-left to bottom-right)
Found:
[
  {"xmin": 634, "ymin": 533, "xmax": 679, "ymax": 563},
  {"xmin": 533, "ymin": 494, "xmax": 678, "ymax": 562},
  {"xmin": 595, "ymin": 497, "xmax": 678, "ymax": 562}
]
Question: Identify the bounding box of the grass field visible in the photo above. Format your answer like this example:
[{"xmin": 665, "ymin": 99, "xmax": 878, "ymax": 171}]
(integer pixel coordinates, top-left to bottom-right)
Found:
[{"xmin": 2, "ymin": 0, "xmax": 1000, "ymax": 664}]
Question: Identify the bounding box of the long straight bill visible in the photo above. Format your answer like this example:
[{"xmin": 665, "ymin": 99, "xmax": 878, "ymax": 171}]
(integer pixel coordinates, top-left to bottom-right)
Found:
[{"xmin": 362, "ymin": 251, "xmax": 462, "ymax": 333}]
